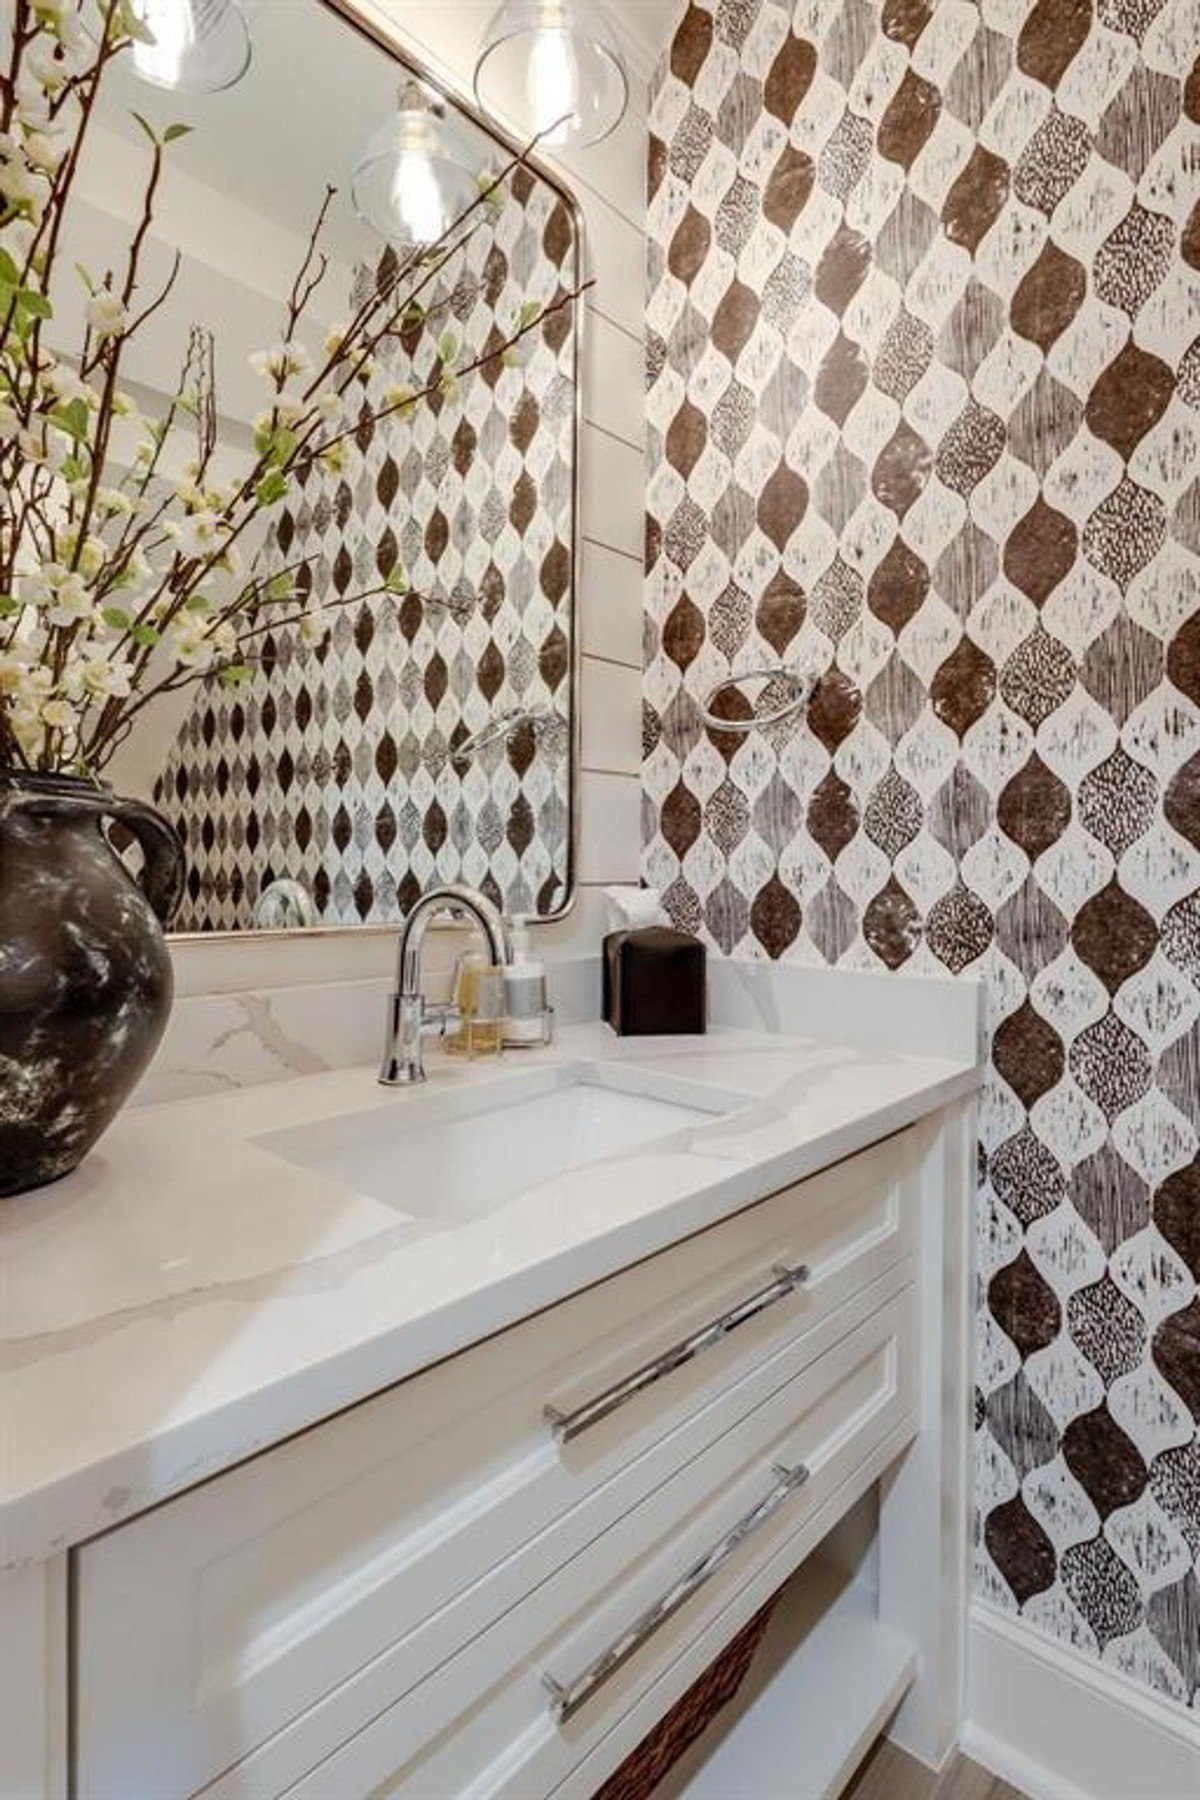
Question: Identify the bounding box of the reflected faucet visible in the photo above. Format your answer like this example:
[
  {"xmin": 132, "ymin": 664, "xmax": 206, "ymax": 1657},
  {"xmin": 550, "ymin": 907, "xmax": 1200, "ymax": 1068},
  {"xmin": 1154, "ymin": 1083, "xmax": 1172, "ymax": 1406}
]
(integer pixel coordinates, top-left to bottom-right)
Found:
[{"xmin": 380, "ymin": 884, "xmax": 510, "ymax": 1086}]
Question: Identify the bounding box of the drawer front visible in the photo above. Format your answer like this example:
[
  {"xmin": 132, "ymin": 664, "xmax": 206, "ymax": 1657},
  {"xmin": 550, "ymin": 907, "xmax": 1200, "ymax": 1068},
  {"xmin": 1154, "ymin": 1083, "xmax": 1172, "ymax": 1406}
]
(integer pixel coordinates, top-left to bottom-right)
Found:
[
  {"xmin": 240, "ymin": 1285, "xmax": 918, "ymax": 1800},
  {"xmin": 74, "ymin": 1130, "xmax": 923, "ymax": 1800}
]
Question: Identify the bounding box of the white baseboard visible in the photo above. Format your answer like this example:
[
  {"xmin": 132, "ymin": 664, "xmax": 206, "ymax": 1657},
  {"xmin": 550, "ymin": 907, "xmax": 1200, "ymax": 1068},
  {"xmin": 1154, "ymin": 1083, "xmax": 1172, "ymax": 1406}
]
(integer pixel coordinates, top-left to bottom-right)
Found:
[{"xmin": 966, "ymin": 1602, "xmax": 1200, "ymax": 1800}]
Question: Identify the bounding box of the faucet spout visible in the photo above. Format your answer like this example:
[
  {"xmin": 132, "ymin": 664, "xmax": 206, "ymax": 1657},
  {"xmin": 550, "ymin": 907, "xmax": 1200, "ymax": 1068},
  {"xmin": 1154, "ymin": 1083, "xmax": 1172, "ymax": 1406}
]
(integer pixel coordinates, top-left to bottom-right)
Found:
[{"xmin": 380, "ymin": 885, "xmax": 511, "ymax": 1086}]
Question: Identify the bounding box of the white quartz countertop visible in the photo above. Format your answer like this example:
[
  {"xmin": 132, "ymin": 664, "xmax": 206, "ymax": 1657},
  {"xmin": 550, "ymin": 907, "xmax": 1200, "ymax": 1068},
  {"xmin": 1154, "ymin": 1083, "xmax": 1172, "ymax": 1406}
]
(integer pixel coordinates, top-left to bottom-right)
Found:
[{"xmin": 0, "ymin": 1023, "xmax": 979, "ymax": 1571}]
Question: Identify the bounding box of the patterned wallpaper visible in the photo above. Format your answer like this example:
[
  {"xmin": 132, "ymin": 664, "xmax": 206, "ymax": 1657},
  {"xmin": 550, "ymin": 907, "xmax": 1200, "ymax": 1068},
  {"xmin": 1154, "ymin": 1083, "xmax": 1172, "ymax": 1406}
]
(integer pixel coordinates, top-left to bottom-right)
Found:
[
  {"xmin": 159, "ymin": 170, "xmax": 577, "ymax": 932},
  {"xmin": 645, "ymin": 0, "xmax": 1200, "ymax": 1705}
]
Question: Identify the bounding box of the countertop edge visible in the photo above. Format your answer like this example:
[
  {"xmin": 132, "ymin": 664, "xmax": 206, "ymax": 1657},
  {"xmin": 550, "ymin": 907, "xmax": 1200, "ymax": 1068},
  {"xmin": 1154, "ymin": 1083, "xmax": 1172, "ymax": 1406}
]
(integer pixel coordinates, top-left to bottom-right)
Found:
[{"xmin": 2, "ymin": 1059, "xmax": 979, "ymax": 1573}]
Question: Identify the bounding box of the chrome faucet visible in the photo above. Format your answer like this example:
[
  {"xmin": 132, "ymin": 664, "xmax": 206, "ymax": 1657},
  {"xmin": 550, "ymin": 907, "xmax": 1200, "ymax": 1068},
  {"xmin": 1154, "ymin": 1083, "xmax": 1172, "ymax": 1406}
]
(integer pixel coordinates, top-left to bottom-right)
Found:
[{"xmin": 379, "ymin": 884, "xmax": 510, "ymax": 1086}]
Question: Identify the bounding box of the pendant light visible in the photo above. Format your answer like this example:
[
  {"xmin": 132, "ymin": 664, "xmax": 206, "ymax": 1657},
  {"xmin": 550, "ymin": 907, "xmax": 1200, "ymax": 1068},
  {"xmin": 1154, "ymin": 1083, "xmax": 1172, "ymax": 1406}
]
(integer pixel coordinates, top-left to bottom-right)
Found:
[
  {"xmin": 127, "ymin": 0, "xmax": 251, "ymax": 94},
  {"xmin": 474, "ymin": 0, "xmax": 629, "ymax": 149},
  {"xmin": 352, "ymin": 82, "xmax": 481, "ymax": 251}
]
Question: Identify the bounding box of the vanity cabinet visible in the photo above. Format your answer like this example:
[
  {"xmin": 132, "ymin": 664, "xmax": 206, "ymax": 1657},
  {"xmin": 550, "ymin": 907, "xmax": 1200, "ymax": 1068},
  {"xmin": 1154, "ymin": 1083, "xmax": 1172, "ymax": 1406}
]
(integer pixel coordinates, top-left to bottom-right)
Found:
[{"xmin": 63, "ymin": 1114, "xmax": 968, "ymax": 1800}]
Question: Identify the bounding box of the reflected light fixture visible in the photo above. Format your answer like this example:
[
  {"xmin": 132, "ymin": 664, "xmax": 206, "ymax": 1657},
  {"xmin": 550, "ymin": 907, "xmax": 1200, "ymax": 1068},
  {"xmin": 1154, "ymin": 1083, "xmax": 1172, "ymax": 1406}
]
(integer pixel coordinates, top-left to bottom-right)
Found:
[
  {"xmin": 128, "ymin": 0, "xmax": 252, "ymax": 93},
  {"xmin": 474, "ymin": 0, "xmax": 629, "ymax": 149},
  {"xmin": 352, "ymin": 83, "xmax": 481, "ymax": 251}
]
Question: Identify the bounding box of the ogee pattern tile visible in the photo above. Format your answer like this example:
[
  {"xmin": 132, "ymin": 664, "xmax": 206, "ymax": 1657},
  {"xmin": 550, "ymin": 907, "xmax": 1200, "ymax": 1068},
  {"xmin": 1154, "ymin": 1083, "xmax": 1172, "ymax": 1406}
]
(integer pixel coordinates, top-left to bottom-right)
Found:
[
  {"xmin": 158, "ymin": 179, "xmax": 577, "ymax": 931},
  {"xmin": 645, "ymin": 0, "xmax": 1200, "ymax": 1708}
]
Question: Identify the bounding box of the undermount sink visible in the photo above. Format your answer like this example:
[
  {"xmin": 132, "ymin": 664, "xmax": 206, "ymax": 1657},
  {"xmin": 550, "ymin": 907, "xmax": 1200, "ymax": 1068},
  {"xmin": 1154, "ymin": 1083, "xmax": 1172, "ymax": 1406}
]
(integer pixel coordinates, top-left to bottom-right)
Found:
[{"xmin": 254, "ymin": 1063, "xmax": 747, "ymax": 1225}]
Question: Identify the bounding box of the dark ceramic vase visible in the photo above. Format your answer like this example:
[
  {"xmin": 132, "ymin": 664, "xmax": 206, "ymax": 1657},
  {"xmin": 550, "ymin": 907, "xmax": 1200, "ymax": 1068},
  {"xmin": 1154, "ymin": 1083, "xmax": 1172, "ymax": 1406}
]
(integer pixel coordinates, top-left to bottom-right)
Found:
[{"xmin": 0, "ymin": 773, "xmax": 185, "ymax": 1198}]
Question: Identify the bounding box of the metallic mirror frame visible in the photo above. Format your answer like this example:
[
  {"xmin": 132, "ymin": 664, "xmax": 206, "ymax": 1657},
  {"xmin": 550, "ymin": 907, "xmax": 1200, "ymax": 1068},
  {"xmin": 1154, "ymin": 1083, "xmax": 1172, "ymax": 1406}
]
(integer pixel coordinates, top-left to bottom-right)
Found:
[{"xmin": 170, "ymin": 0, "xmax": 585, "ymax": 941}]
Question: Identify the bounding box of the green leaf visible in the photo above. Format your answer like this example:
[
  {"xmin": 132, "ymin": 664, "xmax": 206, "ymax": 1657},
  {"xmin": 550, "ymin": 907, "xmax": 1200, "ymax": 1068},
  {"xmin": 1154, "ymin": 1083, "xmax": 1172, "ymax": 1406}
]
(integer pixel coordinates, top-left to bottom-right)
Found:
[
  {"xmin": 74, "ymin": 261, "xmax": 96, "ymax": 295},
  {"xmin": 131, "ymin": 623, "xmax": 160, "ymax": 648},
  {"xmin": 129, "ymin": 111, "xmax": 160, "ymax": 148},
  {"xmin": 266, "ymin": 571, "xmax": 294, "ymax": 602},
  {"xmin": 52, "ymin": 398, "xmax": 89, "ymax": 442},
  {"xmin": 184, "ymin": 593, "xmax": 212, "ymax": 614},
  {"xmin": 163, "ymin": 124, "xmax": 193, "ymax": 142},
  {"xmin": 518, "ymin": 299, "xmax": 541, "ymax": 329},
  {"xmin": 255, "ymin": 471, "xmax": 288, "ymax": 507},
  {"xmin": 101, "ymin": 606, "xmax": 131, "ymax": 630},
  {"xmin": 0, "ymin": 593, "xmax": 21, "ymax": 618},
  {"xmin": 218, "ymin": 663, "xmax": 253, "ymax": 688},
  {"xmin": 255, "ymin": 421, "xmax": 297, "ymax": 463},
  {"xmin": 384, "ymin": 566, "xmax": 409, "ymax": 595},
  {"xmin": 16, "ymin": 286, "xmax": 52, "ymax": 321},
  {"xmin": 438, "ymin": 330, "xmax": 459, "ymax": 364},
  {"xmin": 0, "ymin": 250, "xmax": 19, "ymax": 288}
]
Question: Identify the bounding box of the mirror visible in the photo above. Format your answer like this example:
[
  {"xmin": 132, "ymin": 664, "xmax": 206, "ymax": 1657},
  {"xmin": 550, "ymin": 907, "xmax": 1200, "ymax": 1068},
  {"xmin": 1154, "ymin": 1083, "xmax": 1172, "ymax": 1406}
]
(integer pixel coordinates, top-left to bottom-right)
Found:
[{"xmin": 72, "ymin": 0, "xmax": 581, "ymax": 933}]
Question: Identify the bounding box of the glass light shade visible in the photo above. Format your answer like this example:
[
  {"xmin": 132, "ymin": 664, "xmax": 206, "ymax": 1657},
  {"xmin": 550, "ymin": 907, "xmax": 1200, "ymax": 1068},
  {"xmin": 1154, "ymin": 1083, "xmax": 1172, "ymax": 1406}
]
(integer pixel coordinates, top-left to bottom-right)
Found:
[
  {"xmin": 474, "ymin": 0, "xmax": 629, "ymax": 148},
  {"xmin": 352, "ymin": 94, "xmax": 481, "ymax": 251},
  {"xmin": 128, "ymin": 0, "xmax": 251, "ymax": 93}
]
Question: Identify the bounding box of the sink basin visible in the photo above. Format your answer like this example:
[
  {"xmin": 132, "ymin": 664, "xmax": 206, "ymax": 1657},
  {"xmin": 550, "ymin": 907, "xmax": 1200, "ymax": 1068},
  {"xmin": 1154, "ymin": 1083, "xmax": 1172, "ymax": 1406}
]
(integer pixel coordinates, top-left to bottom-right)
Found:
[{"xmin": 254, "ymin": 1063, "xmax": 746, "ymax": 1225}]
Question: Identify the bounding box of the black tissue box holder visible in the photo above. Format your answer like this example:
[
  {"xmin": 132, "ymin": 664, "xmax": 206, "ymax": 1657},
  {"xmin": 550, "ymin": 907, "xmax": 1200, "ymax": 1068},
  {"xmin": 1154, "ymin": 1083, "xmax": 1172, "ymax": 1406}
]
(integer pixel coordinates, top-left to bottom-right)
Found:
[{"xmin": 602, "ymin": 927, "xmax": 706, "ymax": 1036}]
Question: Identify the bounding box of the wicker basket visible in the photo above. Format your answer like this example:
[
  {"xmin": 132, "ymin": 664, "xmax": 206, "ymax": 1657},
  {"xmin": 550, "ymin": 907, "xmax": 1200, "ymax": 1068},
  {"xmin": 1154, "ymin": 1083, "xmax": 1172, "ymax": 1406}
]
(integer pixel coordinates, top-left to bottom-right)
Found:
[{"xmin": 591, "ymin": 1591, "xmax": 782, "ymax": 1800}]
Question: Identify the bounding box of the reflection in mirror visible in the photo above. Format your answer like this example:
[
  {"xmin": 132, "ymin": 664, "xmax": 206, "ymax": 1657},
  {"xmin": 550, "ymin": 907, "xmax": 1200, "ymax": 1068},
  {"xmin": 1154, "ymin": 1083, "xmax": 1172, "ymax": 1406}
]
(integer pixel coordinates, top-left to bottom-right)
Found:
[{"xmin": 72, "ymin": 0, "xmax": 581, "ymax": 931}]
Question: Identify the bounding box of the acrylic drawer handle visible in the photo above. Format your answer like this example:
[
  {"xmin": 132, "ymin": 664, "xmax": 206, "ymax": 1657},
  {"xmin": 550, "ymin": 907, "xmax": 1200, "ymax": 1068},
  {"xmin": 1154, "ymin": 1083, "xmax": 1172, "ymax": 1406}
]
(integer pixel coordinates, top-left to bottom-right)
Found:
[
  {"xmin": 542, "ymin": 1461, "xmax": 810, "ymax": 1724},
  {"xmin": 543, "ymin": 1262, "xmax": 809, "ymax": 1445}
]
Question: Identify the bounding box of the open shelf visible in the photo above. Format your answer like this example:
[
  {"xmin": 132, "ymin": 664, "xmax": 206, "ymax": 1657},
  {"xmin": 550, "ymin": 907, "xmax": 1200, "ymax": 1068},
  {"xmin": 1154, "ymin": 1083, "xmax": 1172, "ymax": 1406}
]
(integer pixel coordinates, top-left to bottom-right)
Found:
[{"xmin": 656, "ymin": 1556, "xmax": 917, "ymax": 1800}]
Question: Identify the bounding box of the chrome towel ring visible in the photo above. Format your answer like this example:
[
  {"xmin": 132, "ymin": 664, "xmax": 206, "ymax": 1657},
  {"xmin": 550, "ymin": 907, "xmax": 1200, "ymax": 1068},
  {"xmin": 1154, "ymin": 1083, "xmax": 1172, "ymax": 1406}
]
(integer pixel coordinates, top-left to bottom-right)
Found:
[{"xmin": 697, "ymin": 664, "xmax": 817, "ymax": 735}]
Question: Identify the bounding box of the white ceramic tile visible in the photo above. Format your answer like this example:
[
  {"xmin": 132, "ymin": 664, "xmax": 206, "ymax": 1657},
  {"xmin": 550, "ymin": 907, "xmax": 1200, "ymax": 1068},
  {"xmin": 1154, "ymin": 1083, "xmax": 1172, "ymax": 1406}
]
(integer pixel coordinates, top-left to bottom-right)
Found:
[{"xmin": 582, "ymin": 657, "xmax": 642, "ymax": 774}]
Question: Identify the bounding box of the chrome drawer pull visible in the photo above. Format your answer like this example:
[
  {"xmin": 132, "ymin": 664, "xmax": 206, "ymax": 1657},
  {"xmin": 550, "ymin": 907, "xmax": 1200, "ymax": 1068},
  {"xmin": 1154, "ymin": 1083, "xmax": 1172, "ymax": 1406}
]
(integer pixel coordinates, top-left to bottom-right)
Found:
[
  {"xmin": 544, "ymin": 1262, "xmax": 810, "ymax": 1445},
  {"xmin": 542, "ymin": 1461, "xmax": 810, "ymax": 1724}
]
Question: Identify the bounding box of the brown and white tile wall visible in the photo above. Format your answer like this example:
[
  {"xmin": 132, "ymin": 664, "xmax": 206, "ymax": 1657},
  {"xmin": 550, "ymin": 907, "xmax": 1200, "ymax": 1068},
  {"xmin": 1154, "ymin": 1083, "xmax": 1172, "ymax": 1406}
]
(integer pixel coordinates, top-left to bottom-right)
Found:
[
  {"xmin": 644, "ymin": 0, "xmax": 1200, "ymax": 1705},
  {"xmin": 159, "ymin": 193, "xmax": 579, "ymax": 933}
]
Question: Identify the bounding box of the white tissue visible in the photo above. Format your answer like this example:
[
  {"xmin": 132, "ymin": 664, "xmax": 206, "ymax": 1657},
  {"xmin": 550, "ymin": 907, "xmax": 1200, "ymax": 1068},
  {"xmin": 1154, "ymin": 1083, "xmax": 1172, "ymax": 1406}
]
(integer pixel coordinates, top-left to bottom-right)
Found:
[{"xmin": 604, "ymin": 885, "xmax": 668, "ymax": 930}]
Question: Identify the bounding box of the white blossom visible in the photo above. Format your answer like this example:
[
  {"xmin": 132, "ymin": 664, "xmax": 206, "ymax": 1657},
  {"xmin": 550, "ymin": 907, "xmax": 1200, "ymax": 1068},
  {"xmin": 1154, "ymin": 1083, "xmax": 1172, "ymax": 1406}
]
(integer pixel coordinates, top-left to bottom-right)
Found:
[
  {"xmin": 297, "ymin": 605, "xmax": 327, "ymax": 647},
  {"xmin": 0, "ymin": 158, "xmax": 46, "ymax": 215},
  {"xmin": 23, "ymin": 130, "xmax": 65, "ymax": 173},
  {"xmin": 46, "ymin": 572, "xmax": 91, "ymax": 627},
  {"xmin": 40, "ymin": 696, "xmax": 77, "ymax": 735},
  {"xmin": 86, "ymin": 290, "xmax": 128, "ymax": 338},
  {"xmin": 163, "ymin": 617, "xmax": 215, "ymax": 669},
  {"xmin": 249, "ymin": 340, "xmax": 312, "ymax": 382},
  {"xmin": 166, "ymin": 510, "xmax": 225, "ymax": 559},
  {"xmin": 95, "ymin": 486, "xmax": 134, "ymax": 517},
  {"xmin": 68, "ymin": 647, "xmax": 134, "ymax": 701}
]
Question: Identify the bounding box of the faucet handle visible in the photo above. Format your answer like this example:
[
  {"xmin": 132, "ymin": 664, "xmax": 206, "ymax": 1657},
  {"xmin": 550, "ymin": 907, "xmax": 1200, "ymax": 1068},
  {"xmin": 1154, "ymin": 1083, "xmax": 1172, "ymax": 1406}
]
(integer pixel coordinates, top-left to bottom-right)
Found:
[{"xmin": 422, "ymin": 1002, "xmax": 462, "ymax": 1041}]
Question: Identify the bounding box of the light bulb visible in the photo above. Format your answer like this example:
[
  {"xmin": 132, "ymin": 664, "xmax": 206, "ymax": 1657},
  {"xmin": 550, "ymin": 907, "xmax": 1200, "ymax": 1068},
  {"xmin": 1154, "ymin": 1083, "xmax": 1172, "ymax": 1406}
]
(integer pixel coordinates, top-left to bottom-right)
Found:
[
  {"xmin": 391, "ymin": 151, "xmax": 447, "ymax": 247},
  {"xmin": 525, "ymin": 28, "xmax": 580, "ymax": 145},
  {"xmin": 128, "ymin": 0, "xmax": 251, "ymax": 94},
  {"xmin": 132, "ymin": 0, "xmax": 191, "ymax": 87}
]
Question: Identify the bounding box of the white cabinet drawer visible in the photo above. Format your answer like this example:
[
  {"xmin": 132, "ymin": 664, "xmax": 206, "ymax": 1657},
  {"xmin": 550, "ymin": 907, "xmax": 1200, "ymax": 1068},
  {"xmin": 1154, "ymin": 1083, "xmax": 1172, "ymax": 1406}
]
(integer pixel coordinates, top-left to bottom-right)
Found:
[
  {"xmin": 74, "ymin": 1130, "xmax": 922, "ymax": 1800},
  {"xmin": 274, "ymin": 1285, "xmax": 918, "ymax": 1799}
]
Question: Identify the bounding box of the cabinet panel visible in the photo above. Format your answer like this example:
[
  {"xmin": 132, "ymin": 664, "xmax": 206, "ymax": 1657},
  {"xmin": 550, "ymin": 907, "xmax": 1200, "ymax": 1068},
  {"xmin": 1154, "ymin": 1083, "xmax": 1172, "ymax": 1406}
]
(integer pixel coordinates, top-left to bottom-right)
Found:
[
  {"xmin": 74, "ymin": 1130, "xmax": 921, "ymax": 1800},
  {"xmin": 281, "ymin": 1288, "xmax": 918, "ymax": 1800}
]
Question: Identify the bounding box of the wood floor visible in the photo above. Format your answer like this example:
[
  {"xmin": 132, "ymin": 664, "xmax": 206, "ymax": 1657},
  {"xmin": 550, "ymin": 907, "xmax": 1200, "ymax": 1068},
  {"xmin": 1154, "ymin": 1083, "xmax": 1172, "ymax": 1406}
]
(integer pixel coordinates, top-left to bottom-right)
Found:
[{"xmin": 842, "ymin": 1738, "xmax": 1028, "ymax": 1800}]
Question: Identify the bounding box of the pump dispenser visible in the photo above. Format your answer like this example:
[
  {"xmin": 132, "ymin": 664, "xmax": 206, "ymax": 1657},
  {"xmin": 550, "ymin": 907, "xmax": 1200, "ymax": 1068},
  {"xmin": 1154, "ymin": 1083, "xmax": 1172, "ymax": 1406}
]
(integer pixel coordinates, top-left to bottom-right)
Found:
[{"xmin": 502, "ymin": 914, "xmax": 551, "ymax": 1046}]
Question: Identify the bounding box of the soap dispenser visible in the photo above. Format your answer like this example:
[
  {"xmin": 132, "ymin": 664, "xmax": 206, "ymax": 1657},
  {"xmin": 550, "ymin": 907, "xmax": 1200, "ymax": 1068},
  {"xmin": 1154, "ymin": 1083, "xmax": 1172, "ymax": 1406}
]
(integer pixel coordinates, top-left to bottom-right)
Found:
[{"xmin": 502, "ymin": 915, "xmax": 552, "ymax": 1047}]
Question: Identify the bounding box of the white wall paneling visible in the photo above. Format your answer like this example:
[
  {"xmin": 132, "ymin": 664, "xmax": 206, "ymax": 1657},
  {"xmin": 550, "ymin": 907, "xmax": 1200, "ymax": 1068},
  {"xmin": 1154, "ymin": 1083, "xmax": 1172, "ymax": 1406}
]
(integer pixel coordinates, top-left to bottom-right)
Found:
[
  {"xmin": 579, "ymin": 773, "xmax": 642, "ymax": 885},
  {"xmin": 582, "ymin": 659, "xmax": 643, "ymax": 777},
  {"xmin": 582, "ymin": 538, "xmax": 644, "ymax": 670}
]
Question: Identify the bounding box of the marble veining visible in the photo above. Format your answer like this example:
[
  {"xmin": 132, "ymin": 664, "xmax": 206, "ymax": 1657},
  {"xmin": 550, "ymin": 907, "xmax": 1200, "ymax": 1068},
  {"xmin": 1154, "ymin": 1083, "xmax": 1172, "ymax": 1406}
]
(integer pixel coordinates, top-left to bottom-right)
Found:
[{"xmin": 0, "ymin": 1021, "xmax": 978, "ymax": 1573}]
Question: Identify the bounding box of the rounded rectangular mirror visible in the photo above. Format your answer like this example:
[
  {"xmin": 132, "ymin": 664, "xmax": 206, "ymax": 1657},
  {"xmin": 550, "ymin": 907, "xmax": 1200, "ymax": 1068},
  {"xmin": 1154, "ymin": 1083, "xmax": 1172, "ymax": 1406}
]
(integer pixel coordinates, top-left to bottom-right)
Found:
[{"xmin": 68, "ymin": 0, "xmax": 582, "ymax": 934}]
